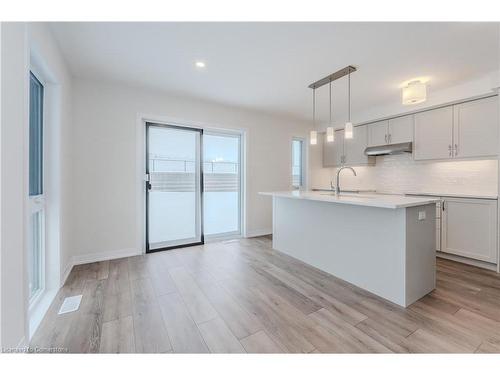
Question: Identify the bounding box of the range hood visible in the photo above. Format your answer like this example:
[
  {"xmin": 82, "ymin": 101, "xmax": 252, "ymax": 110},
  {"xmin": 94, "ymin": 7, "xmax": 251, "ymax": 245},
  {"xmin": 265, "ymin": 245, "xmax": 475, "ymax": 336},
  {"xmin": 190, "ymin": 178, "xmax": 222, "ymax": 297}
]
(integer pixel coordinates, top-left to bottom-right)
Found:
[{"xmin": 364, "ymin": 142, "xmax": 412, "ymax": 156}]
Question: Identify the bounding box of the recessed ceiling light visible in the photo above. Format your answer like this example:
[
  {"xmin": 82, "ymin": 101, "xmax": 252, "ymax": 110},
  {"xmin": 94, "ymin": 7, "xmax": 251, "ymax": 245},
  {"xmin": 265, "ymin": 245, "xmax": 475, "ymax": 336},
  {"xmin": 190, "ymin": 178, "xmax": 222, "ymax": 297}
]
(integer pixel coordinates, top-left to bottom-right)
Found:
[{"xmin": 195, "ymin": 61, "xmax": 206, "ymax": 68}]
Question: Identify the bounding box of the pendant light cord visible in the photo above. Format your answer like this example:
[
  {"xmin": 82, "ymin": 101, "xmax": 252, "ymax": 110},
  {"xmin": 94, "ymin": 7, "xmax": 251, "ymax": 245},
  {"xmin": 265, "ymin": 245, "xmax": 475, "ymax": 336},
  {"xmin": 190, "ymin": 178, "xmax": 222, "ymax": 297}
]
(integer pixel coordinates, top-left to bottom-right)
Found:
[
  {"xmin": 329, "ymin": 80, "xmax": 332, "ymax": 125},
  {"xmin": 312, "ymin": 88, "xmax": 316, "ymax": 128},
  {"xmin": 348, "ymin": 71, "xmax": 351, "ymax": 122}
]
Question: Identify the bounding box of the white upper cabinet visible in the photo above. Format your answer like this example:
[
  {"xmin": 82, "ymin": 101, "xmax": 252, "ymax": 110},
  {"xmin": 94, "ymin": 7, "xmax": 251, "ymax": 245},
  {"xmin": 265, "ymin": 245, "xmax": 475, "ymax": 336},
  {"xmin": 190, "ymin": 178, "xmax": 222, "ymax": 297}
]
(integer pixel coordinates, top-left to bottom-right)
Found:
[
  {"xmin": 453, "ymin": 96, "xmax": 499, "ymax": 158},
  {"xmin": 335, "ymin": 129, "xmax": 345, "ymax": 165},
  {"xmin": 344, "ymin": 125, "xmax": 374, "ymax": 166},
  {"xmin": 441, "ymin": 197, "xmax": 498, "ymax": 264},
  {"xmin": 388, "ymin": 115, "xmax": 413, "ymax": 144},
  {"xmin": 414, "ymin": 106, "xmax": 454, "ymax": 160},
  {"xmin": 323, "ymin": 127, "xmax": 374, "ymax": 167},
  {"xmin": 414, "ymin": 96, "xmax": 498, "ymax": 161},
  {"xmin": 367, "ymin": 120, "xmax": 389, "ymax": 146},
  {"xmin": 323, "ymin": 130, "xmax": 343, "ymax": 167},
  {"xmin": 326, "ymin": 95, "xmax": 498, "ymax": 165}
]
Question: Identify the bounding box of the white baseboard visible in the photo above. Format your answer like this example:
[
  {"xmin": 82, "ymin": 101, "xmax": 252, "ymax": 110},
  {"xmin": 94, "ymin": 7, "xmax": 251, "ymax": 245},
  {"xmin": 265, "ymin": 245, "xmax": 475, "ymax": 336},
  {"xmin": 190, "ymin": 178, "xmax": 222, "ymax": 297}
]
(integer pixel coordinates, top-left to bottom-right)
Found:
[
  {"xmin": 245, "ymin": 228, "xmax": 272, "ymax": 238},
  {"xmin": 59, "ymin": 248, "xmax": 142, "ymax": 289},
  {"xmin": 30, "ymin": 247, "xmax": 142, "ymax": 346},
  {"xmin": 437, "ymin": 252, "xmax": 498, "ymax": 271},
  {"xmin": 29, "ymin": 288, "xmax": 58, "ymax": 341},
  {"xmin": 60, "ymin": 261, "xmax": 73, "ymax": 288},
  {"xmin": 72, "ymin": 247, "xmax": 142, "ymax": 266}
]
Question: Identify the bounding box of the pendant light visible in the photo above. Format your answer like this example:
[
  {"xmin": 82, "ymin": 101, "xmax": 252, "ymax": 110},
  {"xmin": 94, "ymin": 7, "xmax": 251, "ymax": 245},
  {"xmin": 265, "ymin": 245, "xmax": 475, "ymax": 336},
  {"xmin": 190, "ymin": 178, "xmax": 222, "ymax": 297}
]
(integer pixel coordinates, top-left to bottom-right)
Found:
[
  {"xmin": 344, "ymin": 70, "xmax": 353, "ymax": 139},
  {"xmin": 310, "ymin": 88, "xmax": 317, "ymax": 145},
  {"xmin": 326, "ymin": 79, "xmax": 335, "ymax": 143}
]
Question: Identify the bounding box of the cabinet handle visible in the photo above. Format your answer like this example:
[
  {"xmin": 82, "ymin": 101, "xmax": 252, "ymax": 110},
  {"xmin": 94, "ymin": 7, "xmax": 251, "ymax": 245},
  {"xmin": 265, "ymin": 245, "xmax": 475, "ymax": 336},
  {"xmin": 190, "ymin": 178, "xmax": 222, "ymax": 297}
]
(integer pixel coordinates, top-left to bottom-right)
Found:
[
  {"xmin": 454, "ymin": 144, "xmax": 458, "ymax": 156},
  {"xmin": 448, "ymin": 145, "xmax": 452, "ymax": 157},
  {"xmin": 385, "ymin": 134, "xmax": 388, "ymax": 143},
  {"xmin": 388, "ymin": 134, "xmax": 392, "ymax": 143}
]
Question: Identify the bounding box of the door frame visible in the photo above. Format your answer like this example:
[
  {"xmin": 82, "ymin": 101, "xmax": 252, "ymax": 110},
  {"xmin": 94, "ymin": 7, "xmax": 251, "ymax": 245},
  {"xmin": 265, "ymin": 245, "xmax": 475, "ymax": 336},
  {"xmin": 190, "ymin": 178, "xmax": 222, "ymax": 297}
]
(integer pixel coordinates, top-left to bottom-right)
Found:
[
  {"xmin": 137, "ymin": 114, "xmax": 247, "ymax": 255},
  {"xmin": 145, "ymin": 122, "xmax": 204, "ymax": 253}
]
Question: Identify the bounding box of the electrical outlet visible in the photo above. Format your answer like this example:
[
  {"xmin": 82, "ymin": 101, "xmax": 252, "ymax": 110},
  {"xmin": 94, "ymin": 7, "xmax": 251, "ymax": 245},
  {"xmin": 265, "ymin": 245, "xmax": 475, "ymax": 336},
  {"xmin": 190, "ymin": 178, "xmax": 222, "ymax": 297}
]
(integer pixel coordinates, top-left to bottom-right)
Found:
[{"xmin": 418, "ymin": 211, "xmax": 426, "ymax": 221}]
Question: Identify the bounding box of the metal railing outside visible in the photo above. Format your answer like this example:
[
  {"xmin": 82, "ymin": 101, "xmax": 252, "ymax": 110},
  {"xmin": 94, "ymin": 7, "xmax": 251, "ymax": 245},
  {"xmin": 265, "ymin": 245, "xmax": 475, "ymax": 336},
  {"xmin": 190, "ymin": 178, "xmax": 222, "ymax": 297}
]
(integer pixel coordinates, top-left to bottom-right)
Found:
[{"xmin": 149, "ymin": 156, "xmax": 239, "ymax": 192}]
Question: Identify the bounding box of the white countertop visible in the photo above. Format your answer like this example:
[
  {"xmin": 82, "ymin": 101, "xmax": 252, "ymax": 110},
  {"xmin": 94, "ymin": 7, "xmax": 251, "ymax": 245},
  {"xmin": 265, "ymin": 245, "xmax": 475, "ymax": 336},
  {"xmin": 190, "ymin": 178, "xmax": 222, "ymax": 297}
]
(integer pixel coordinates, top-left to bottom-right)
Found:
[
  {"xmin": 404, "ymin": 191, "xmax": 498, "ymax": 200},
  {"xmin": 259, "ymin": 191, "xmax": 440, "ymax": 209}
]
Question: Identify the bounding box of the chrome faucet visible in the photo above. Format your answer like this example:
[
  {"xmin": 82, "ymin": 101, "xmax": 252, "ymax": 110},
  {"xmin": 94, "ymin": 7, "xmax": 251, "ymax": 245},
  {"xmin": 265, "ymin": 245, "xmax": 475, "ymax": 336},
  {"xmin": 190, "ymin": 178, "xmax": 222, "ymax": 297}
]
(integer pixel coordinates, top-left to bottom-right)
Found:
[{"xmin": 331, "ymin": 166, "xmax": 357, "ymax": 195}]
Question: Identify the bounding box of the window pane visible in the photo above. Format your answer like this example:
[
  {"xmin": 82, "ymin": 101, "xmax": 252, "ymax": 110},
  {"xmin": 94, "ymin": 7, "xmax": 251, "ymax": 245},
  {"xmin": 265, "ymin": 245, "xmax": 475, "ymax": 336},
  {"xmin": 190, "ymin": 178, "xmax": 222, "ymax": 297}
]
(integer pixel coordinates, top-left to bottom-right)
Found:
[
  {"xmin": 292, "ymin": 139, "xmax": 303, "ymax": 188},
  {"xmin": 29, "ymin": 211, "xmax": 43, "ymax": 299},
  {"xmin": 29, "ymin": 73, "xmax": 43, "ymax": 196},
  {"xmin": 203, "ymin": 133, "xmax": 240, "ymax": 236}
]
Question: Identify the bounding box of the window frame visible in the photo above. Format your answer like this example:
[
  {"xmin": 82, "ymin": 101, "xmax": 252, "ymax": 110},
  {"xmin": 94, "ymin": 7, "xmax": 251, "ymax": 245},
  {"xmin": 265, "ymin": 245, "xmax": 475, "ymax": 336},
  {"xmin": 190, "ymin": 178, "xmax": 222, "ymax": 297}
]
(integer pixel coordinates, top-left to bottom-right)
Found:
[
  {"xmin": 291, "ymin": 137, "xmax": 306, "ymax": 190},
  {"xmin": 28, "ymin": 70, "xmax": 46, "ymax": 306}
]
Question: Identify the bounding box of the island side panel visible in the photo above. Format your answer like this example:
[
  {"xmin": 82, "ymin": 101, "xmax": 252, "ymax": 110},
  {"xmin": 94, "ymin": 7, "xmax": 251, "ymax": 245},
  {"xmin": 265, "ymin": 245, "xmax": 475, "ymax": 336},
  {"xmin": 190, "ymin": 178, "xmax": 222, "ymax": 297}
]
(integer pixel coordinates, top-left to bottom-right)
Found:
[
  {"xmin": 404, "ymin": 204, "xmax": 436, "ymax": 306},
  {"xmin": 272, "ymin": 196, "xmax": 407, "ymax": 306}
]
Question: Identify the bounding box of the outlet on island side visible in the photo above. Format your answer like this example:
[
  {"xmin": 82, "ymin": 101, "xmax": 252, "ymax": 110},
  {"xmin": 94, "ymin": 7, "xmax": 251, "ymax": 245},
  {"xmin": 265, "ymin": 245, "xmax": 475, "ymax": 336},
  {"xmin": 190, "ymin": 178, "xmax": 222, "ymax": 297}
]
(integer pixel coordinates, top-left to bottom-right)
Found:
[{"xmin": 418, "ymin": 211, "xmax": 426, "ymax": 221}]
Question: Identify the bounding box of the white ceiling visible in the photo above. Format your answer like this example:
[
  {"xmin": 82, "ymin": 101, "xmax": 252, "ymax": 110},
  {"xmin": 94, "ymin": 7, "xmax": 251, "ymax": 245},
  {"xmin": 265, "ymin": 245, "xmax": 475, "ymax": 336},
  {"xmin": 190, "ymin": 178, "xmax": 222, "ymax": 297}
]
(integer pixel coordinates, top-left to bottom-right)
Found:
[{"xmin": 50, "ymin": 22, "xmax": 499, "ymax": 123}]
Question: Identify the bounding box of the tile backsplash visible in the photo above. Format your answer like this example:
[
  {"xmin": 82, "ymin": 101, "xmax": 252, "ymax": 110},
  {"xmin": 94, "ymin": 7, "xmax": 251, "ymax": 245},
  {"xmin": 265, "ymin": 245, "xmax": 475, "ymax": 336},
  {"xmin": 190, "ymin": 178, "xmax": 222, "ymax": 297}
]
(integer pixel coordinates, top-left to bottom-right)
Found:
[{"xmin": 311, "ymin": 153, "xmax": 498, "ymax": 196}]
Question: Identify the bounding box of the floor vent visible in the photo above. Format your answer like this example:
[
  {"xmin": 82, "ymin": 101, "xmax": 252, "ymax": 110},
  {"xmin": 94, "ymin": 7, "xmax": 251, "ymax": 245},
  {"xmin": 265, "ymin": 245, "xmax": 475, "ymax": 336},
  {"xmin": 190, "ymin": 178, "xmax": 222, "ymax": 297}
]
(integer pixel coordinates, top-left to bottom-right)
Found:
[{"xmin": 58, "ymin": 295, "xmax": 83, "ymax": 315}]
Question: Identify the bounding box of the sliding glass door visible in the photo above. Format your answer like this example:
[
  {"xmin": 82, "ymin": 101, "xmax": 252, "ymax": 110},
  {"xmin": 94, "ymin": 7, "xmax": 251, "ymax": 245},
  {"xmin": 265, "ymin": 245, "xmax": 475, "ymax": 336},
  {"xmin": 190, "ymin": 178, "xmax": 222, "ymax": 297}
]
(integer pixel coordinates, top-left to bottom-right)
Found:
[
  {"xmin": 146, "ymin": 124, "xmax": 203, "ymax": 251},
  {"xmin": 146, "ymin": 124, "xmax": 242, "ymax": 252}
]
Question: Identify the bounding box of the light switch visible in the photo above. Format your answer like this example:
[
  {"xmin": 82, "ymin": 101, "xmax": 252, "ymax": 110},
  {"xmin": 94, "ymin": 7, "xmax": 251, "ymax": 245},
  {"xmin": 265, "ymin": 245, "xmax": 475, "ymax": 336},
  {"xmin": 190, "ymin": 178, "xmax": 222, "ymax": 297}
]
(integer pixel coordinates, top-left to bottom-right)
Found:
[{"xmin": 418, "ymin": 211, "xmax": 426, "ymax": 221}]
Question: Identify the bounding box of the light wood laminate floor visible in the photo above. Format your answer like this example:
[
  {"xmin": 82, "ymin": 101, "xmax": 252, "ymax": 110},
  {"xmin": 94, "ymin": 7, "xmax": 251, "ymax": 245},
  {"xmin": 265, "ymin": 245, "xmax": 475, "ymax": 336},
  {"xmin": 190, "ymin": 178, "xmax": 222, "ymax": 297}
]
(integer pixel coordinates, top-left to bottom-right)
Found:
[{"xmin": 31, "ymin": 236, "xmax": 500, "ymax": 353}]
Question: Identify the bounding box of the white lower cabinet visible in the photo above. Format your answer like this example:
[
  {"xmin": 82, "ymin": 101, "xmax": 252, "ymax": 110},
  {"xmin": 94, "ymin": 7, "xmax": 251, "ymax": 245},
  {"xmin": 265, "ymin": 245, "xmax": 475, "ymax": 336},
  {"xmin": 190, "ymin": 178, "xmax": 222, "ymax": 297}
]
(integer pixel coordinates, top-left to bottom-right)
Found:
[{"xmin": 441, "ymin": 197, "xmax": 498, "ymax": 264}]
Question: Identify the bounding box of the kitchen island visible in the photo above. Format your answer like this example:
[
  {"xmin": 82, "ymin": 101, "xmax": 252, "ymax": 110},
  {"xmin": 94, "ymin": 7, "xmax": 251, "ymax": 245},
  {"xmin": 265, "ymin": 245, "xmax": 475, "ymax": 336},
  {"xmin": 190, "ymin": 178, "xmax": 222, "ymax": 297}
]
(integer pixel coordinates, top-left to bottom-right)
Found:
[{"xmin": 260, "ymin": 191, "xmax": 440, "ymax": 307}]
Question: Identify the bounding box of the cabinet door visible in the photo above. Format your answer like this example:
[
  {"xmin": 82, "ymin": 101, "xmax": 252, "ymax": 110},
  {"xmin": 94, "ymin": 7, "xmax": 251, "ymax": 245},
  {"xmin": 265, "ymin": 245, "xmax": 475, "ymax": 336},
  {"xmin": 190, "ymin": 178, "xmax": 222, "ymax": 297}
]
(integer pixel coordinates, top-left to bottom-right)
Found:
[
  {"xmin": 344, "ymin": 125, "xmax": 374, "ymax": 165},
  {"xmin": 453, "ymin": 96, "xmax": 499, "ymax": 158},
  {"xmin": 441, "ymin": 198, "xmax": 498, "ymax": 263},
  {"xmin": 323, "ymin": 130, "xmax": 343, "ymax": 167},
  {"xmin": 367, "ymin": 120, "xmax": 388, "ymax": 146},
  {"xmin": 414, "ymin": 106, "xmax": 453, "ymax": 160},
  {"xmin": 388, "ymin": 115, "xmax": 413, "ymax": 144}
]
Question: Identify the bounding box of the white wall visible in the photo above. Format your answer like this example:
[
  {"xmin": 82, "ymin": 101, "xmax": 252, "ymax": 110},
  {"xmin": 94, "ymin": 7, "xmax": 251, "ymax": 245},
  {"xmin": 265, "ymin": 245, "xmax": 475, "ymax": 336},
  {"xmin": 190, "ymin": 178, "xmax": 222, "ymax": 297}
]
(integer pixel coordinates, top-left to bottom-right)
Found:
[
  {"xmin": 0, "ymin": 22, "xmax": 28, "ymax": 349},
  {"xmin": 0, "ymin": 22, "xmax": 72, "ymax": 347},
  {"xmin": 69, "ymin": 79, "xmax": 309, "ymax": 261}
]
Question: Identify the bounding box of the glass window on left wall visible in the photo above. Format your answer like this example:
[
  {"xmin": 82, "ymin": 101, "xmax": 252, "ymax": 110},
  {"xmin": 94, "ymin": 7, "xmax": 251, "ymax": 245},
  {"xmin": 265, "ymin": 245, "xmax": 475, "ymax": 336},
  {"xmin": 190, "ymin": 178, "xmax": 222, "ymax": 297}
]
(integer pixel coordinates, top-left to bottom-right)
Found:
[
  {"xmin": 292, "ymin": 138, "xmax": 304, "ymax": 189},
  {"xmin": 28, "ymin": 72, "xmax": 45, "ymax": 302}
]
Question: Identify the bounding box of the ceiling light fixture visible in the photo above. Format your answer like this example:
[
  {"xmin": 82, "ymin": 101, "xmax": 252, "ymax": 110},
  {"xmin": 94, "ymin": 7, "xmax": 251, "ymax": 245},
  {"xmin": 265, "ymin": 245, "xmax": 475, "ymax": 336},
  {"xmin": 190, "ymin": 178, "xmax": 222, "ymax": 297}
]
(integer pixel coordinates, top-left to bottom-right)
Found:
[
  {"xmin": 195, "ymin": 61, "xmax": 206, "ymax": 68},
  {"xmin": 402, "ymin": 80, "xmax": 426, "ymax": 105},
  {"xmin": 308, "ymin": 66, "xmax": 356, "ymax": 146},
  {"xmin": 344, "ymin": 70, "xmax": 353, "ymax": 139},
  {"xmin": 310, "ymin": 88, "xmax": 317, "ymax": 145},
  {"xmin": 326, "ymin": 80, "xmax": 335, "ymax": 143}
]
